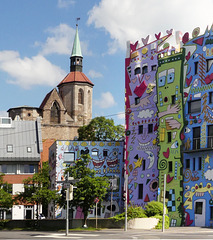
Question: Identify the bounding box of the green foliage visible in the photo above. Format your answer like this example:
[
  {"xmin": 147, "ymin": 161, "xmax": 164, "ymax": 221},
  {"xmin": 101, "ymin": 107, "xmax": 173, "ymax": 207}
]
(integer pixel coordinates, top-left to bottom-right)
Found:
[
  {"xmin": 15, "ymin": 162, "xmax": 59, "ymax": 218},
  {"xmin": 144, "ymin": 201, "xmax": 168, "ymax": 217},
  {"xmin": 0, "ymin": 220, "xmax": 9, "ymax": 230},
  {"xmin": 78, "ymin": 116, "xmax": 125, "ymax": 141},
  {"xmin": 0, "ymin": 174, "xmax": 13, "ymax": 209},
  {"xmin": 65, "ymin": 154, "xmax": 109, "ymax": 225},
  {"xmin": 151, "ymin": 215, "xmax": 170, "ymax": 229},
  {"xmin": 111, "ymin": 206, "xmax": 147, "ymax": 221}
]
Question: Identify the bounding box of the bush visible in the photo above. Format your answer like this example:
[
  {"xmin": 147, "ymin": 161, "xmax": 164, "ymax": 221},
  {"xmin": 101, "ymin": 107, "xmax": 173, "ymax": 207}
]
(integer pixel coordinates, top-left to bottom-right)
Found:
[
  {"xmin": 0, "ymin": 220, "xmax": 9, "ymax": 229},
  {"xmin": 151, "ymin": 215, "xmax": 169, "ymax": 229},
  {"xmin": 144, "ymin": 201, "xmax": 167, "ymax": 217},
  {"xmin": 111, "ymin": 206, "xmax": 147, "ymax": 222}
]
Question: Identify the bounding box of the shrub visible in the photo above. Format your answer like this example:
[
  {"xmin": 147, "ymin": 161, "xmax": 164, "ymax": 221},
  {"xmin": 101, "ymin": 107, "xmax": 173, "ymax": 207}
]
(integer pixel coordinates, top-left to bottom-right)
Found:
[
  {"xmin": 144, "ymin": 201, "xmax": 167, "ymax": 217},
  {"xmin": 151, "ymin": 215, "xmax": 169, "ymax": 229},
  {"xmin": 0, "ymin": 220, "xmax": 9, "ymax": 229},
  {"xmin": 111, "ymin": 206, "xmax": 147, "ymax": 221}
]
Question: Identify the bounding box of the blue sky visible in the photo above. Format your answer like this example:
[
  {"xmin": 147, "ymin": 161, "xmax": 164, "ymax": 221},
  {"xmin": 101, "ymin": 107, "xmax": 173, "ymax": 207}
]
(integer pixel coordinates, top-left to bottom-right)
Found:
[{"xmin": 0, "ymin": 0, "xmax": 213, "ymax": 125}]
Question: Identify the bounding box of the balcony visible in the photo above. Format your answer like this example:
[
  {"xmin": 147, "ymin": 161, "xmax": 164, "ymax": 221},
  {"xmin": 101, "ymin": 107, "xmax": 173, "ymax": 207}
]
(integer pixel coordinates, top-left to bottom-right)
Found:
[{"xmin": 184, "ymin": 136, "xmax": 213, "ymax": 153}]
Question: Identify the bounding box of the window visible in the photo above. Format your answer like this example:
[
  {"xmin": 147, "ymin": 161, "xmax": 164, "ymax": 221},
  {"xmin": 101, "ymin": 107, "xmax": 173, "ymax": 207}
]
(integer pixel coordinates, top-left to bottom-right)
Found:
[
  {"xmin": 195, "ymin": 201, "xmax": 203, "ymax": 214},
  {"xmin": 151, "ymin": 65, "xmax": 157, "ymax": 71},
  {"xmin": 167, "ymin": 132, "xmax": 172, "ymax": 143},
  {"xmin": 172, "ymin": 95, "xmax": 176, "ymax": 105},
  {"xmin": 142, "ymin": 65, "xmax": 148, "ymax": 74},
  {"xmin": 148, "ymin": 124, "xmax": 153, "ymax": 134},
  {"xmin": 210, "ymin": 206, "xmax": 213, "ymax": 219},
  {"xmin": 198, "ymin": 157, "xmax": 202, "ymax": 170},
  {"xmin": 7, "ymin": 145, "xmax": 13, "ymax": 153},
  {"xmin": 103, "ymin": 150, "xmax": 108, "ymax": 157},
  {"xmin": 194, "ymin": 61, "xmax": 199, "ymax": 75},
  {"xmin": 134, "ymin": 67, "xmax": 141, "ymax": 75},
  {"xmin": 186, "ymin": 159, "xmax": 190, "ymax": 169},
  {"xmin": 138, "ymin": 184, "xmax": 143, "ymax": 199},
  {"xmin": 20, "ymin": 164, "xmax": 38, "ymax": 174},
  {"xmin": 206, "ymin": 58, "xmax": 213, "ymax": 72},
  {"xmin": 193, "ymin": 158, "xmax": 196, "ymax": 171},
  {"xmin": 188, "ymin": 99, "xmax": 201, "ymax": 114},
  {"xmin": 135, "ymin": 97, "xmax": 140, "ymax": 105},
  {"xmin": 208, "ymin": 125, "xmax": 213, "ymax": 148},
  {"xmin": 193, "ymin": 127, "xmax": 200, "ymax": 150},
  {"xmin": 27, "ymin": 147, "xmax": 32, "ymax": 153},
  {"xmin": 168, "ymin": 161, "xmax": 173, "ymax": 172},
  {"xmin": 64, "ymin": 152, "xmax": 75, "ymax": 162},
  {"xmin": 50, "ymin": 102, "xmax": 60, "ymax": 124},
  {"xmin": 138, "ymin": 125, "xmax": 143, "ymax": 134},
  {"xmin": 209, "ymin": 92, "xmax": 213, "ymax": 104},
  {"xmin": 78, "ymin": 89, "xmax": 84, "ymax": 104},
  {"xmin": 0, "ymin": 164, "xmax": 17, "ymax": 174},
  {"xmin": 142, "ymin": 159, "xmax": 146, "ymax": 171},
  {"xmin": 2, "ymin": 184, "xmax": 12, "ymax": 194}
]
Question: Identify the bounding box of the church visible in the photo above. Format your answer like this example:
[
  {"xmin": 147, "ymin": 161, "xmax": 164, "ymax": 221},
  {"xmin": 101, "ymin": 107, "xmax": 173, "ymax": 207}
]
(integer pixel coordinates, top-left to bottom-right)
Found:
[{"xmin": 8, "ymin": 24, "xmax": 94, "ymax": 144}]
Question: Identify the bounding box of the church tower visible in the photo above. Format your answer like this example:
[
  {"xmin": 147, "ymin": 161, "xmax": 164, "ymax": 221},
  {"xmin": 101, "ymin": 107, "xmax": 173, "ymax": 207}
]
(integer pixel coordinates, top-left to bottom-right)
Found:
[{"xmin": 57, "ymin": 24, "xmax": 94, "ymax": 125}]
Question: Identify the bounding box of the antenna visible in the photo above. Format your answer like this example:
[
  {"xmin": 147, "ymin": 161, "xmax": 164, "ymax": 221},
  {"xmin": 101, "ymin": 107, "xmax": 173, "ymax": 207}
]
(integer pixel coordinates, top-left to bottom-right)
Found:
[{"xmin": 76, "ymin": 17, "xmax": 80, "ymax": 27}]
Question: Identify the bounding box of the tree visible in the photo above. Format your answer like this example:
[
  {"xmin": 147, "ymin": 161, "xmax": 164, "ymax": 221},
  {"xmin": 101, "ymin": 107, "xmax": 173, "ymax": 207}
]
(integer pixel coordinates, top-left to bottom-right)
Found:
[
  {"xmin": 0, "ymin": 174, "xmax": 13, "ymax": 210},
  {"xmin": 65, "ymin": 154, "xmax": 109, "ymax": 226},
  {"xmin": 15, "ymin": 162, "xmax": 59, "ymax": 219},
  {"xmin": 78, "ymin": 116, "xmax": 125, "ymax": 141}
]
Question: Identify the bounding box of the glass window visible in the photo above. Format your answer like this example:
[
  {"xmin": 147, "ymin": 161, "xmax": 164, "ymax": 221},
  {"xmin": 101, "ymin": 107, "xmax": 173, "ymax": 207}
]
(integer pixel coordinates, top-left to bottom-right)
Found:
[
  {"xmin": 50, "ymin": 101, "xmax": 60, "ymax": 124},
  {"xmin": 138, "ymin": 125, "xmax": 143, "ymax": 134},
  {"xmin": 168, "ymin": 132, "xmax": 172, "ymax": 143},
  {"xmin": 135, "ymin": 97, "xmax": 140, "ymax": 105},
  {"xmin": 148, "ymin": 124, "xmax": 153, "ymax": 134},
  {"xmin": 169, "ymin": 161, "xmax": 173, "ymax": 172},
  {"xmin": 92, "ymin": 151, "xmax": 98, "ymax": 156},
  {"xmin": 0, "ymin": 164, "xmax": 17, "ymax": 174},
  {"xmin": 134, "ymin": 67, "xmax": 141, "ymax": 75},
  {"xmin": 151, "ymin": 65, "xmax": 157, "ymax": 71},
  {"xmin": 142, "ymin": 65, "xmax": 148, "ymax": 74},
  {"xmin": 210, "ymin": 92, "xmax": 213, "ymax": 104},
  {"xmin": 27, "ymin": 147, "xmax": 32, "ymax": 153},
  {"xmin": 195, "ymin": 202, "xmax": 203, "ymax": 214},
  {"xmin": 20, "ymin": 164, "xmax": 38, "ymax": 174},
  {"xmin": 210, "ymin": 206, "xmax": 213, "ymax": 219},
  {"xmin": 188, "ymin": 100, "xmax": 201, "ymax": 114},
  {"xmin": 7, "ymin": 145, "xmax": 13, "ymax": 153},
  {"xmin": 142, "ymin": 159, "xmax": 146, "ymax": 171},
  {"xmin": 103, "ymin": 150, "xmax": 108, "ymax": 157},
  {"xmin": 172, "ymin": 95, "xmax": 176, "ymax": 105},
  {"xmin": 186, "ymin": 159, "xmax": 190, "ymax": 169},
  {"xmin": 138, "ymin": 184, "xmax": 143, "ymax": 199},
  {"xmin": 64, "ymin": 152, "xmax": 75, "ymax": 162},
  {"xmin": 193, "ymin": 158, "xmax": 196, "ymax": 171},
  {"xmin": 198, "ymin": 157, "xmax": 202, "ymax": 170},
  {"xmin": 193, "ymin": 127, "xmax": 200, "ymax": 150},
  {"xmin": 208, "ymin": 125, "xmax": 213, "ymax": 148}
]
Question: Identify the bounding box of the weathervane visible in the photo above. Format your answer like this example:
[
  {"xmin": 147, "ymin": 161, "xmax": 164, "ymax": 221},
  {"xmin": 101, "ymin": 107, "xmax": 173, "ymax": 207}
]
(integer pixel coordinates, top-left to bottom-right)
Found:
[{"xmin": 76, "ymin": 17, "xmax": 80, "ymax": 26}]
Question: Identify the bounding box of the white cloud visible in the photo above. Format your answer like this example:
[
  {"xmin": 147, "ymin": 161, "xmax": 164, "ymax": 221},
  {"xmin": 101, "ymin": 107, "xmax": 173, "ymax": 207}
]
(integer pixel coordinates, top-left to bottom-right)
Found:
[
  {"xmin": 94, "ymin": 92, "xmax": 116, "ymax": 108},
  {"xmin": 57, "ymin": 0, "xmax": 75, "ymax": 8},
  {"xmin": 138, "ymin": 109, "xmax": 154, "ymax": 119},
  {"xmin": 205, "ymin": 169, "xmax": 213, "ymax": 181},
  {"xmin": 88, "ymin": 70, "xmax": 103, "ymax": 79},
  {"xmin": 36, "ymin": 24, "xmax": 92, "ymax": 56},
  {"xmin": 0, "ymin": 51, "xmax": 66, "ymax": 89},
  {"xmin": 117, "ymin": 112, "xmax": 125, "ymax": 120},
  {"xmin": 88, "ymin": 0, "xmax": 213, "ymax": 54}
]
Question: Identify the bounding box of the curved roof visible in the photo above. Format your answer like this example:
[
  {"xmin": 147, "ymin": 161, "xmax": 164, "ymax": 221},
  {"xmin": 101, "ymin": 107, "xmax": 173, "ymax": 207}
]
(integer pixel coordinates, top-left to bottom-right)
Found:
[{"xmin": 57, "ymin": 71, "xmax": 94, "ymax": 87}]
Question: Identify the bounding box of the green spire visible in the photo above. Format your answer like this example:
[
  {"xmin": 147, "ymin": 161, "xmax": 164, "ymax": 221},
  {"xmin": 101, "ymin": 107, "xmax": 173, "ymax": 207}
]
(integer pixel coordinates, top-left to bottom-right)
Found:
[{"xmin": 71, "ymin": 24, "xmax": 82, "ymax": 57}]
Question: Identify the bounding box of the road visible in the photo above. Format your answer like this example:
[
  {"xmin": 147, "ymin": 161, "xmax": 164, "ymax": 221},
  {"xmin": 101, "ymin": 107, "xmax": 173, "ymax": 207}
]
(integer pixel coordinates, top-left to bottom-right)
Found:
[{"xmin": 1, "ymin": 227, "xmax": 213, "ymax": 239}]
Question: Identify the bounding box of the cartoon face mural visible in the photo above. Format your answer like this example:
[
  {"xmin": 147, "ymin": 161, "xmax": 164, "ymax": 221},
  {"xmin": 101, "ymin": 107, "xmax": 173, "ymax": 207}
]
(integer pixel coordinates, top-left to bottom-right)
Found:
[
  {"xmin": 49, "ymin": 140, "xmax": 124, "ymax": 219},
  {"xmin": 156, "ymin": 49, "xmax": 185, "ymax": 227},
  {"xmin": 125, "ymin": 31, "xmax": 180, "ymax": 208}
]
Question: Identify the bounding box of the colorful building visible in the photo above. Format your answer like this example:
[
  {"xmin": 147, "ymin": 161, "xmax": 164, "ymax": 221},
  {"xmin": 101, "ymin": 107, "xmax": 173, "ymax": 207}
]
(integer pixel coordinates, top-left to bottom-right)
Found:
[
  {"xmin": 183, "ymin": 26, "xmax": 213, "ymax": 227},
  {"xmin": 125, "ymin": 26, "xmax": 213, "ymax": 227},
  {"xmin": 48, "ymin": 140, "xmax": 124, "ymax": 219},
  {"xmin": 125, "ymin": 31, "xmax": 181, "ymax": 207}
]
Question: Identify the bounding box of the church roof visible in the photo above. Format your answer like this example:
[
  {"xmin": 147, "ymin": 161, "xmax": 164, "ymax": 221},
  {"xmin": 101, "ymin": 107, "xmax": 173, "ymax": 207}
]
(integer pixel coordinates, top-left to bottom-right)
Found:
[
  {"xmin": 71, "ymin": 25, "xmax": 82, "ymax": 57},
  {"xmin": 57, "ymin": 71, "xmax": 94, "ymax": 87}
]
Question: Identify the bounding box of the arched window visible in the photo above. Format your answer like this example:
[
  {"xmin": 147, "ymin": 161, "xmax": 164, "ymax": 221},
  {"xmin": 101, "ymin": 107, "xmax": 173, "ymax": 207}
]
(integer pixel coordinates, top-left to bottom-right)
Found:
[
  {"xmin": 88, "ymin": 90, "xmax": 91, "ymax": 108},
  {"xmin": 50, "ymin": 101, "xmax": 60, "ymax": 124},
  {"xmin": 78, "ymin": 89, "xmax": 84, "ymax": 104}
]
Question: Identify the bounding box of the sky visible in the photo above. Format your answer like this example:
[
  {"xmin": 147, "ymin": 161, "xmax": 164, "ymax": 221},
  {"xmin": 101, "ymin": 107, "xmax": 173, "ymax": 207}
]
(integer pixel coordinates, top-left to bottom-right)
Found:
[{"xmin": 0, "ymin": 0, "xmax": 213, "ymax": 125}]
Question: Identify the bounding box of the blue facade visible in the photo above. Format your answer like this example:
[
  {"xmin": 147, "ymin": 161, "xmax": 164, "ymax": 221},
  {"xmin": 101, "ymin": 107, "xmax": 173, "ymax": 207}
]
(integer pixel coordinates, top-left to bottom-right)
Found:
[{"xmin": 49, "ymin": 140, "xmax": 124, "ymax": 219}]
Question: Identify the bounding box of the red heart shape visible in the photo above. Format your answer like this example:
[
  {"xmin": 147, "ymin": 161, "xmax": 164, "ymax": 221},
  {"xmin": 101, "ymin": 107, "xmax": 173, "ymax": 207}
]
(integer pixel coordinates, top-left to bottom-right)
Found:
[
  {"xmin": 155, "ymin": 32, "xmax": 161, "ymax": 40},
  {"xmin": 185, "ymin": 51, "xmax": 191, "ymax": 61},
  {"xmin": 186, "ymin": 76, "xmax": 192, "ymax": 87},
  {"xmin": 167, "ymin": 174, "xmax": 174, "ymax": 183},
  {"xmin": 163, "ymin": 148, "xmax": 169, "ymax": 158}
]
